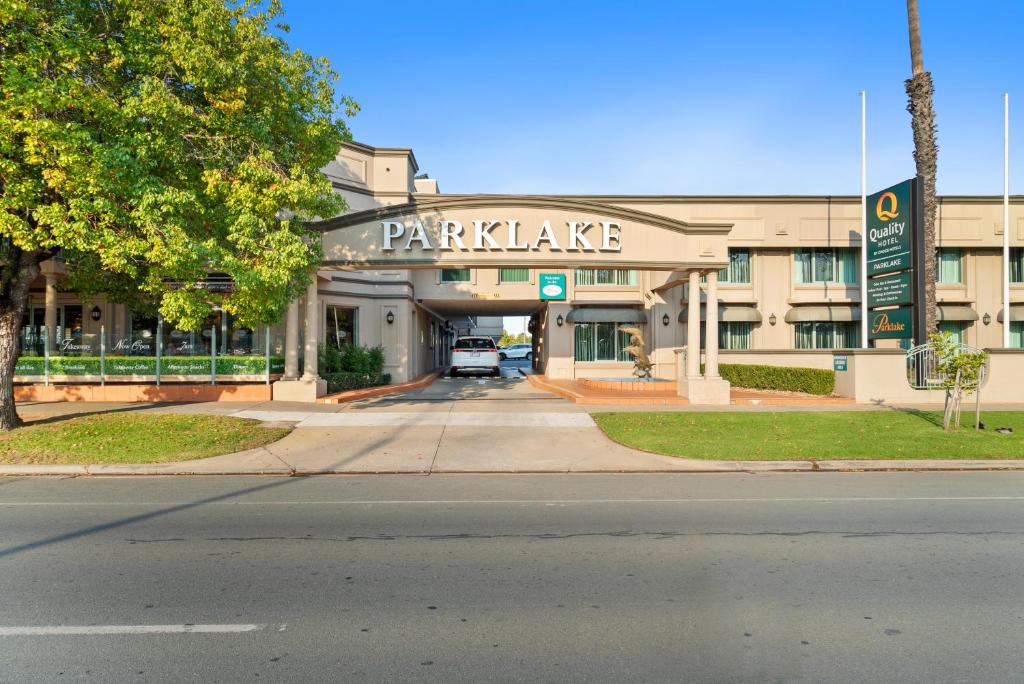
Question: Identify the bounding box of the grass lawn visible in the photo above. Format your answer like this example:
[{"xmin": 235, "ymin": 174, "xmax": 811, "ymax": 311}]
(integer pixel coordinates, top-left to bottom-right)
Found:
[
  {"xmin": 593, "ymin": 411, "xmax": 1024, "ymax": 461},
  {"xmin": 0, "ymin": 413, "xmax": 290, "ymax": 465}
]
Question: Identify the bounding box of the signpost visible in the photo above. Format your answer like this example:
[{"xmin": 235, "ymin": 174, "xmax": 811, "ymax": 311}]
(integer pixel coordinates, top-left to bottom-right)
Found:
[
  {"xmin": 865, "ymin": 178, "xmax": 924, "ymax": 345},
  {"xmin": 538, "ymin": 273, "xmax": 566, "ymax": 301}
]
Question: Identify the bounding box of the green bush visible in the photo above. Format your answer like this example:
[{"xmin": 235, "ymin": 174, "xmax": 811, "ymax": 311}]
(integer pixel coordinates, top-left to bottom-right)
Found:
[
  {"xmin": 716, "ymin": 363, "xmax": 835, "ymax": 396},
  {"xmin": 319, "ymin": 343, "xmax": 385, "ymax": 378},
  {"xmin": 322, "ymin": 371, "xmax": 381, "ymax": 393},
  {"xmin": 14, "ymin": 355, "xmax": 284, "ymax": 377}
]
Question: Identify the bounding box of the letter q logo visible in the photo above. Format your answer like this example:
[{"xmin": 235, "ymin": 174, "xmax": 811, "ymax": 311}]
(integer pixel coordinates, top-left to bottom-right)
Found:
[{"xmin": 876, "ymin": 191, "xmax": 899, "ymax": 221}]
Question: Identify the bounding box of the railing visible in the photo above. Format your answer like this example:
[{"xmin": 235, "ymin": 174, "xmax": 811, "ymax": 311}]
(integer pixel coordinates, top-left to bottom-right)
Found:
[
  {"xmin": 906, "ymin": 343, "xmax": 988, "ymax": 390},
  {"xmin": 15, "ymin": 325, "xmax": 285, "ymax": 386}
]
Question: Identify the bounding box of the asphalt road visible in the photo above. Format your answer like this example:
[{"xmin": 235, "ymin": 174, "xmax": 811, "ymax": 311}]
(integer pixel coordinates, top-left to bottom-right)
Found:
[{"xmin": 3, "ymin": 472, "xmax": 1024, "ymax": 682}]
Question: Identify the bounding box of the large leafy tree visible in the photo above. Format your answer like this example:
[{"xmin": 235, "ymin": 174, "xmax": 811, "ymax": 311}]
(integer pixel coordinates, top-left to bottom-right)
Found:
[
  {"xmin": 905, "ymin": 0, "xmax": 938, "ymax": 338},
  {"xmin": 0, "ymin": 0, "xmax": 354, "ymax": 428}
]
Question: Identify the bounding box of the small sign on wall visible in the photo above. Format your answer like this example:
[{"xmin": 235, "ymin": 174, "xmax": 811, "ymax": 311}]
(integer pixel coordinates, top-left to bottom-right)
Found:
[
  {"xmin": 539, "ymin": 273, "xmax": 566, "ymax": 301},
  {"xmin": 833, "ymin": 356, "xmax": 848, "ymax": 372}
]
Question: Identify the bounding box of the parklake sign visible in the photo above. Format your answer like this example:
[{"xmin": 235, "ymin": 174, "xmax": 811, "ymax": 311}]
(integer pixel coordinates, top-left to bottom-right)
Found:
[{"xmin": 866, "ymin": 178, "xmax": 920, "ymax": 342}]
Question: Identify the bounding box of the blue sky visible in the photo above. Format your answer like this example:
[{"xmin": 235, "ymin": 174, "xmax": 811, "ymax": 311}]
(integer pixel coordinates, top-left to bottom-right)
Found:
[{"xmin": 279, "ymin": 1, "xmax": 1022, "ymax": 196}]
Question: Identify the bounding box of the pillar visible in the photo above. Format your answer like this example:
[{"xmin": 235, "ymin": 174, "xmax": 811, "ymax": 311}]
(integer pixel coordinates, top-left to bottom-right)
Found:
[
  {"xmin": 302, "ymin": 280, "xmax": 318, "ymax": 379},
  {"xmin": 705, "ymin": 269, "xmax": 720, "ymax": 378},
  {"xmin": 686, "ymin": 270, "xmax": 701, "ymax": 379},
  {"xmin": 44, "ymin": 274, "xmax": 58, "ymax": 350},
  {"xmin": 283, "ymin": 298, "xmax": 299, "ymax": 380}
]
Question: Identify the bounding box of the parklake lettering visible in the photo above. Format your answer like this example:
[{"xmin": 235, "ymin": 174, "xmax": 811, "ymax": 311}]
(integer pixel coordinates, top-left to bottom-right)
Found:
[
  {"xmin": 870, "ymin": 313, "xmax": 907, "ymax": 335},
  {"xmin": 382, "ymin": 219, "xmax": 622, "ymax": 252}
]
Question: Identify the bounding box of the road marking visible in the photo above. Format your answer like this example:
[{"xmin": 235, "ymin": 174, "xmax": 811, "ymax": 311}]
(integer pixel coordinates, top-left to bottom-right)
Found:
[
  {"xmin": 0, "ymin": 624, "xmax": 281, "ymax": 636},
  {"xmin": 3, "ymin": 496, "xmax": 1024, "ymax": 506}
]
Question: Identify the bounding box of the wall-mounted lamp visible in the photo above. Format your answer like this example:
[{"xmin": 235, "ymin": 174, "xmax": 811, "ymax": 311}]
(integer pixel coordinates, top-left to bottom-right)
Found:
[
  {"xmin": 662, "ymin": 313, "xmax": 670, "ymax": 326},
  {"xmin": 386, "ymin": 311, "xmax": 395, "ymax": 325},
  {"xmin": 556, "ymin": 314, "xmax": 564, "ymax": 327},
  {"xmin": 983, "ymin": 312, "xmax": 992, "ymax": 326},
  {"xmin": 768, "ymin": 313, "xmax": 777, "ymax": 326},
  {"xmin": 90, "ymin": 305, "xmax": 102, "ymax": 321}
]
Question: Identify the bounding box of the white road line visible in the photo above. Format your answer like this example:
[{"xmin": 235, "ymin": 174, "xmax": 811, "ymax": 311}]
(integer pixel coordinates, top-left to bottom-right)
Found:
[
  {"xmin": 3, "ymin": 496, "xmax": 1024, "ymax": 506},
  {"xmin": 0, "ymin": 624, "xmax": 280, "ymax": 636}
]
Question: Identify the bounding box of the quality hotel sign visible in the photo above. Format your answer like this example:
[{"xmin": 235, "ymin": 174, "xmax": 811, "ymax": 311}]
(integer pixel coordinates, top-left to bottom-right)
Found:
[{"xmin": 866, "ymin": 179, "xmax": 914, "ymax": 276}]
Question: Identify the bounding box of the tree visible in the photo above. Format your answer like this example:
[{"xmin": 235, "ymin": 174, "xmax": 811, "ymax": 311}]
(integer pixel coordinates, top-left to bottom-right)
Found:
[
  {"xmin": 0, "ymin": 0, "xmax": 355, "ymax": 428},
  {"xmin": 929, "ymin": 331, "xmax": 987, "ymax": 430},
  {"xmin": 905, "ymin": 0, "xmax": 938, "ymax": 338}
]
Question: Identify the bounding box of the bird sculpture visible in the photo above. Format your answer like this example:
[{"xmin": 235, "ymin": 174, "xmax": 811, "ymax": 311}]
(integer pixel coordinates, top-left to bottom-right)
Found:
[{"xmin": 617, "ymin": 326, "xmax": 653, "ymax": 379}]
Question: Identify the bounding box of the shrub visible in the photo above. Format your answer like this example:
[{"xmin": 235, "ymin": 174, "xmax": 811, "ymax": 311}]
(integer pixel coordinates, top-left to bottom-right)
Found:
[
  {"xmin": 322, "ymin": 371, "xmax": 380, "ymax": 393},
  {"xmin": 716, "ymin": 363, "xmax": 835, "ymax": 396},
  {"xmin": 318, "ymin": 343, "xmax": 385, "ymax": 378}
]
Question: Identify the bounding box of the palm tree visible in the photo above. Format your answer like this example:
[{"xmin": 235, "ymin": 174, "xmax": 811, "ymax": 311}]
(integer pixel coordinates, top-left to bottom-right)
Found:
[{"xmin": 905, "ymin": 0, "xmax": 938, "ymax": 337}]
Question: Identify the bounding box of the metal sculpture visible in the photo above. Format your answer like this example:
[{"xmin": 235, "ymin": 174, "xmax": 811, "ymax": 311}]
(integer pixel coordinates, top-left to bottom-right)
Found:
[{"xmin": 618, "ymin": 326, "xmax": 653, "ymax": 379}]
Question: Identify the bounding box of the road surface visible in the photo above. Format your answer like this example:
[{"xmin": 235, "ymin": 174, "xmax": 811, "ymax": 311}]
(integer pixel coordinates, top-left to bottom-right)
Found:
[{"xmin": 2, "ymin": 472, "xmax": 1023, "ymax": 682}]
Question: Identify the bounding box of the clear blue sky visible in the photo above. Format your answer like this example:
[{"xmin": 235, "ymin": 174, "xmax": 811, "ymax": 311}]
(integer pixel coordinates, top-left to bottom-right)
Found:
[{"xmin": 279, "ymin": 1, "xmax": 1022, "ymax": 196}]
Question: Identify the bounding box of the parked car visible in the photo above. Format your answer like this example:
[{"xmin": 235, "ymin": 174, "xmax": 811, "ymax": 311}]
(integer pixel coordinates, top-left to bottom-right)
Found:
[
  {"xmin": 451, "ymin": 336, "xmax": 500, "ymax": 377},
  {"xmin": 499, "ymin": 343, "xmax": 532, "ymax": 361}
]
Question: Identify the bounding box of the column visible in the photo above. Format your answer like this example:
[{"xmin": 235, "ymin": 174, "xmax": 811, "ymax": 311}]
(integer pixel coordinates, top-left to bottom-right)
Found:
[
  {"xmin": 302, "ymin": 280, "xmax": 318, "ymax": 379},
  {"xmin": 686, "ymin": 270, "xmax": 701, "ymax": 379},
  {"xmin": 705, "ymin": 269, "xmax": 720, "ymax": 378},
  {"xmin": 283, "ymin": 298, "xmax": 299, "ymax": 379},
  {"xmin": 44, "ymin": 274, "xmax": 58, "ymax": 350}
]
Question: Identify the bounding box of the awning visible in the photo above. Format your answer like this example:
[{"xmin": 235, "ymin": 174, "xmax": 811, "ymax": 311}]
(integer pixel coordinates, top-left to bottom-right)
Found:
[
  {"xmin": 784, "ymin": 306, "xmax": 861, "ymax": 323},
  {"xmin": 937, "ymin": 305, "xmax": 979, "ymax": 322},
  {"xmin": 997, "ymin": 305, "xmax": 1024, "ymax": 323},
  {"xmin": 678, "ymin": 306, "xmax": 762, "ymax": 323},
  {"xmin": 565, "ymin": 308, "xmax": 648, "ymax": 324}
]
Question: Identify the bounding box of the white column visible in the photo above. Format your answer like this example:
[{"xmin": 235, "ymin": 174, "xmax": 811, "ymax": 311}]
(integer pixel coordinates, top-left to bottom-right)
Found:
[
  {"xmin": 44, "ymin": 274, "xmax": 58, "ymax": 350},
  {"xmin": 705, "ymin": 270, "xmax": 720, "ymax": 378},
  {"xmin": 686, "ymin": 270, "xmax": 701, "ymax": 380},
  {"xmin": 283, "ymin": 298, "xmax": 299, "ymax": 379},
  {"xmin": 302, "ymin": 280, "xmax": 318, "ymax": 379}
]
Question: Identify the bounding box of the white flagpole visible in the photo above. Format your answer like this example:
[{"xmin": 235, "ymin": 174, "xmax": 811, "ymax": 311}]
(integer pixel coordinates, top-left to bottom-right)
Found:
[
  {"xmin": 861, "ymin": 90, "xmax": 868, "ymax": 348},
  {"xmin": 1003, "ymin": 93, "xmax": 1011, "ymax": 348}
]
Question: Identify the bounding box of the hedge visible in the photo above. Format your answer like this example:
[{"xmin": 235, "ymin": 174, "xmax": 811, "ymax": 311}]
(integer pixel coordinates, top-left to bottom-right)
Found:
[
  {"xmin": 322, "ymin": 371, "xmax": 391, "ymax": 394},
  {"xmin": 15, "ymin": 355, "xmax": 285, "ymax": 377},
  {"xmin": 716, "ymin": 363, "xmax": 835, "ymax": 396}
]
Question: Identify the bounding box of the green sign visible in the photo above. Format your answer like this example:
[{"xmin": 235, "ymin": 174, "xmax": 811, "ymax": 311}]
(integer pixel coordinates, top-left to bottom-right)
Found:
[
  {"xmin": 866, "ymin": 178, "xmax": 915, "ymax": 276},
  {"xmin": 868, "ymin": 307, "xmax": 914, "ymax": 340},
  {"xmin": 867, "ymin": 270, "xmax": 913, "ymax": 308},
  {"xmin": 833, "ymin": 356, "xmax": 848, "ymax": 372},
  {"xmin": 538, "ymin": 273, "xmax": 566, "ymax": 300}
]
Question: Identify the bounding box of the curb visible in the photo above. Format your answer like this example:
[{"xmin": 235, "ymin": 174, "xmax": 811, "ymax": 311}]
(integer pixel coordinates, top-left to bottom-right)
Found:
[{"xmin": 316, "ymin": 369, "xmax": 443, "ymax": 404}]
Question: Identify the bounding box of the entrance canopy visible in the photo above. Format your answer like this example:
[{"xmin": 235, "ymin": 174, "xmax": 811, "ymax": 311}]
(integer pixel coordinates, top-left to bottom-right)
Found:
[{"xmin": 316, "ymin": 195, "xmax": 732, "ymax": 271}]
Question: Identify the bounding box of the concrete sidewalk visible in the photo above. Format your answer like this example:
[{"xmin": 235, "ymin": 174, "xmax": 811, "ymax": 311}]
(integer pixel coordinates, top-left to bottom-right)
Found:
[{"xmin": 5, "ymin": 389, "xmax": 1024, "ymax": 475}]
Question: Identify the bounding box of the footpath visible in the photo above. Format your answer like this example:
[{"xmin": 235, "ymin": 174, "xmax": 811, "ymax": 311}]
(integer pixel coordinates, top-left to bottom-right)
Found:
[{"xmin": 5, "ymin": 377, "xmax": 1024, "ymax": 476}]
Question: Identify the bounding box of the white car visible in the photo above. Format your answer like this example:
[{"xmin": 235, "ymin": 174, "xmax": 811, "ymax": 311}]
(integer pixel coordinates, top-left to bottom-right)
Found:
[
  {"xmin": 499, "ymin": 343, "xmax": 532, "ymax": 361},
  {"xmin": 450, "ymin": 336, "xmax": 500, "ymax": 377}
]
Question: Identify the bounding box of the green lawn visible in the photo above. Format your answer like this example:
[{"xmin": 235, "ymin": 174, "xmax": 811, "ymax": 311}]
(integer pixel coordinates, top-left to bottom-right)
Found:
[
  {"xmin": 593, "ymin": 411, "xmax": 1024, "ymax": 460},
  {"xmin": 0, "ymin": 413, "xmax": 290, "ymax": 465}
]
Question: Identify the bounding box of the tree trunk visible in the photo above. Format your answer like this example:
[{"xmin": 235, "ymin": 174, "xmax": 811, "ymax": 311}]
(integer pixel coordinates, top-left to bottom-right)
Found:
[
  {"xmin": 905, "ymin": 0, "xmax": 938, "ymax": 338},
  {"xmin": 0, "ymin": 246, "xmax": 44, "ymax": 431}
]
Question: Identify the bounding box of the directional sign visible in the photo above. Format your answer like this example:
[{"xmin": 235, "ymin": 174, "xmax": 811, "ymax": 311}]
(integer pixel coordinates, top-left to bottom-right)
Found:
[{"xmin": 867, "ymin": 271, "xmax": 913, "ymax": 308}]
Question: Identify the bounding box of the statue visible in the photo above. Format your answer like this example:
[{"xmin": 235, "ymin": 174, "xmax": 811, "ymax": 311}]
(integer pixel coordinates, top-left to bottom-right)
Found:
[{"xmin": 618, "ymin": 326, "xmax": 653, "ymax": 379}]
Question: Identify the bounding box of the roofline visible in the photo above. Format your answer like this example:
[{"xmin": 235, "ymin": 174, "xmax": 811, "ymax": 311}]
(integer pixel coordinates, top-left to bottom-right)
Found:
[
  {"xmin": 419, "ymin": 193, "xmax": 1024, "ymax": 204},
  {"xmin": 340, "ymin": 140, "xmax": 419, "ymax": 174}
]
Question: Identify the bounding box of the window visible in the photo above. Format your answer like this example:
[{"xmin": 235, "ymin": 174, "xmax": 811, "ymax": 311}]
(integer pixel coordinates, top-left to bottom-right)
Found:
[
  {"xmin": 326, "ymin": 305, "xmax": 357, "ymax": 350},
  {"xmin": 794, "ymin": 322, "xmax": 859, "ymax": 349},
  {"xmin": 574, "ymin": 269, "xmax": 637, "ymax": 286},
  {"xmin": 794, "ymin": 248, "xmax": 858, "ymax": 285},
  {"xmin": 499, "ymin": 268, "xmax": 530, "ymax": 283},
  {"xmin": 1011, "ymin": 322, "xmax": 1024, "ymax": 349},
  {"xmin": 440, "ymin": 268, "xmax": 470, "ymax": 283},
  {"xmin": 936, "ymin": 248, "xmax": 962, "ymax": 284},
  {"xmin": 702, "ymin": 249, "xmax": 751, "ymax": 284},
  {"xmin": 573, "ymin": 323, "xmax": 635, "ymax": 362},
  {"xmin": 698, "ymin": 322, "xmax": 753, "ymax": 350},
  {"xmin": 1011, "ymin": 248, "xmax": 1024, "ymax": 283},
  {"xmin": 938, "ymin": 321, "xmax": 966, "ymax": 345}
]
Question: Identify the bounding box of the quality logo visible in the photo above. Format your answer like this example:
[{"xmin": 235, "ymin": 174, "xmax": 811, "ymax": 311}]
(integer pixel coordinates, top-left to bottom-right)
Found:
[{"xmin": 875, "ymin": 191, "xmax": 899, "ymax": 221}]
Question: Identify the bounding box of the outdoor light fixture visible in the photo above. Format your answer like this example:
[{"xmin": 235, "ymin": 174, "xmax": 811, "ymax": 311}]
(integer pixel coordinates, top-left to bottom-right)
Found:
[
  {"xmin": 662, "ymin": 313, "xmax": 670, "ymax": 326},
  {"xmin": 983, "ymin": 312, "xmax": 992, "ymax": 325},
  {"xmin": 556, "ymin": 314, "xmax": 564, "ymax": 327},
  {"xmin": 386, "ymin": 311, "xmax": 395, "ymax": 325},
  {"xmin": 90, "ymin": 305, "xmax": 102, "ymax": 321},
  {"xmin": 769, "ymin": 313, "xmax": 777, "ymax": 326}
]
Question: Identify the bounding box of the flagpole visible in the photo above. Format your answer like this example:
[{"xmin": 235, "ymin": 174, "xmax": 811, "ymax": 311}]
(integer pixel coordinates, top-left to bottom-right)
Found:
[
  {"xmin": 1003, "ymin": 93, "xmax": 1010, "ymax": 348},
  {"xmin": 860, "ymin": 90, "xmax": 868, "ymax": 348}
]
